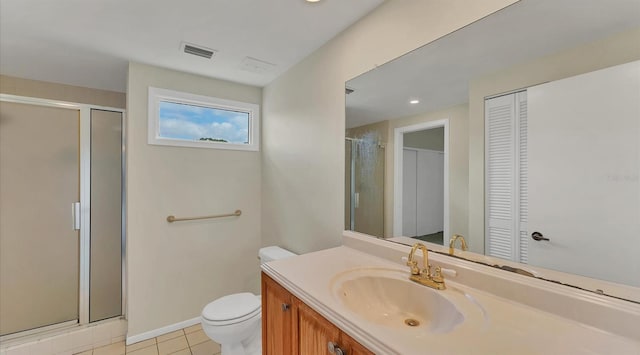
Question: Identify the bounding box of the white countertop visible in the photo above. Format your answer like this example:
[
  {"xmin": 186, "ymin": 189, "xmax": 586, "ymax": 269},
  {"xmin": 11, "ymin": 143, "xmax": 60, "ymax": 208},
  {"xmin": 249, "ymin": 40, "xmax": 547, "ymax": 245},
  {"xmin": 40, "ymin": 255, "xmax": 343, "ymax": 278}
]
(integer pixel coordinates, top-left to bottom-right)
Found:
[{"xmin": 262, "ymin": 246, "xmax": 640, "ymax": 355}]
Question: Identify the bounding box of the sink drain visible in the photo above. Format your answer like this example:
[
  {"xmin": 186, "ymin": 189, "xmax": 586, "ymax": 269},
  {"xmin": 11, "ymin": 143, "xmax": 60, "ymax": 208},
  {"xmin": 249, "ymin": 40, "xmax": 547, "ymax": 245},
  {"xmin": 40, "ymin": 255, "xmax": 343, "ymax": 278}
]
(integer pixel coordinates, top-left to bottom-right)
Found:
[{"xmin": 404, "ymin": 318, "xmax": 420, "ymax": 327}]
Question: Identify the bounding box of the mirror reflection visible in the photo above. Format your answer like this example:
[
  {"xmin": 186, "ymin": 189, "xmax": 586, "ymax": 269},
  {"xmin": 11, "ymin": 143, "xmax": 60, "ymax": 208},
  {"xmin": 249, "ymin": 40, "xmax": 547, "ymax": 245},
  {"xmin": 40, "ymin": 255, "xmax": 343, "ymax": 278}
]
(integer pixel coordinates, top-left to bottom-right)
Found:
[{"xmin": 345, "ymin": 0, "xmax": 640, "ymax": 296}]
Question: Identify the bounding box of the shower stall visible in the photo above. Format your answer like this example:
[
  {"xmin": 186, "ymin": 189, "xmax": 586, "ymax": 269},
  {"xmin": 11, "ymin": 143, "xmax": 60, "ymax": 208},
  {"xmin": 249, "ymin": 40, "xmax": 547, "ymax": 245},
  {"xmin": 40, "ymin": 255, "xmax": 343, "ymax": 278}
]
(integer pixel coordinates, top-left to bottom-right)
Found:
[
  {"xmin": 345, "ymin": 135, "xmax": 385, "ymax": 237},
  {"xmin": 0, "ymin": 95, "xmax": 125, "ymax": 339}
]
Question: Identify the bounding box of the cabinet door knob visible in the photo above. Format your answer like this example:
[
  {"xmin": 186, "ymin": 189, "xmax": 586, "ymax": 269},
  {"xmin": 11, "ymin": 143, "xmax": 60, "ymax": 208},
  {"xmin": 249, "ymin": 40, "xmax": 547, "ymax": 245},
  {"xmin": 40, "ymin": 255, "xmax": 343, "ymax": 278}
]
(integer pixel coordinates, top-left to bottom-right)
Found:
[
  {"xmin": 281, "ymin": 303, "xmax": 290, "ymax": 311},
  {"xmin": 328, "ymin": 341, "xmax": 345, "ymax": 355}
]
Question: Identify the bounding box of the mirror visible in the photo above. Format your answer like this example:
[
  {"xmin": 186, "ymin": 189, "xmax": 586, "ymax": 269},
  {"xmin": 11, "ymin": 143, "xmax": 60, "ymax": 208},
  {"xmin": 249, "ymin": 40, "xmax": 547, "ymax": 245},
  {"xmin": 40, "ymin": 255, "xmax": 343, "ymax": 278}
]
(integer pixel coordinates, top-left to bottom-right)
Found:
[{"xmin": 345, "ymin": 0, "xmax": 640, "ymax": 301}]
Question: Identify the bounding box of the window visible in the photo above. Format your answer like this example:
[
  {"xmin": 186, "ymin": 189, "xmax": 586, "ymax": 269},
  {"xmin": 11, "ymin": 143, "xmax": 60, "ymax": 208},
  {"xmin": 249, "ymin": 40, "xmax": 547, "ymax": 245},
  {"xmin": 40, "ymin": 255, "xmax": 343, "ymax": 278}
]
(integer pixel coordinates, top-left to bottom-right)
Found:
[{"xmin": 148, "ymin": 87, "xmax": 259, "ymax": 151}]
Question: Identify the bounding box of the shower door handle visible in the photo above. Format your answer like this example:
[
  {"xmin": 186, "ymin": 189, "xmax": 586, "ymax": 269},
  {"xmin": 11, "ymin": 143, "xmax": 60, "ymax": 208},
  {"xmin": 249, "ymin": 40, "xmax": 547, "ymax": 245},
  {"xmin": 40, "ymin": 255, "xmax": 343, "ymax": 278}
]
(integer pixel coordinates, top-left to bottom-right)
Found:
[{"xmin": 72, "ymin": 202, "xmax": 80, "ymax": 230}]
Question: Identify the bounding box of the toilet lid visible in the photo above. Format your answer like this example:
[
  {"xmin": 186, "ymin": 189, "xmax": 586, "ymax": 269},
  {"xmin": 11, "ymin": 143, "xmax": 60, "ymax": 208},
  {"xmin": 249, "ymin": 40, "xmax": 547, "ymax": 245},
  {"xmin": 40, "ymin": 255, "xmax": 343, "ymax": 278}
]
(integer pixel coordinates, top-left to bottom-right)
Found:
[{"xmin": 202, "ymin": 293, "xmax": 261, "ymax": 322}]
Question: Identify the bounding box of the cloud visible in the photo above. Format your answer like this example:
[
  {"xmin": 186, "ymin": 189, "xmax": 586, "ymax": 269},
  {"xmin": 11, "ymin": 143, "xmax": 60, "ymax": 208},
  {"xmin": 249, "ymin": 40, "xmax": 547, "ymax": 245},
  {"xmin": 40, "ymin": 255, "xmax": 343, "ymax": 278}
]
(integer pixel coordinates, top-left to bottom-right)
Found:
[
  {"xmin": 158, "ymin": 101, "xmax": 250, "ymax": 144},
  {"xmin": 159, "ymin": 116, "xmax": 249, "ymax": 143}
]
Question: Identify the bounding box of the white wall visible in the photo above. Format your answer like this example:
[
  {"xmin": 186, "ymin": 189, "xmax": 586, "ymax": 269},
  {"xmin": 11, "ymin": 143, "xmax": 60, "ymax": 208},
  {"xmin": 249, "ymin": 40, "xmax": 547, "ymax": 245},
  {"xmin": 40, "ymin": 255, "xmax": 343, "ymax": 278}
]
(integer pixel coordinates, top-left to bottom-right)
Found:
[
  {"xmin": 261, "ymin": 0, "xmax": 518, "ymax": 253},
  {"xmin": 126, "ymin": 62, "xmax": 262, "ymax": 337}
]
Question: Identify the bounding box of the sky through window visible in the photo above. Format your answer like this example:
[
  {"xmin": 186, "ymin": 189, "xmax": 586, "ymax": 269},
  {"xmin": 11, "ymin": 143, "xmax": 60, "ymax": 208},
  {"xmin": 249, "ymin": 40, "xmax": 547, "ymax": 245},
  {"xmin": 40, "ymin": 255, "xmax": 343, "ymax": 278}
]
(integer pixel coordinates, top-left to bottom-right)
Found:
[{"xmin": 158, "ymin": 101, "xmax": 250, "ymax": 144}]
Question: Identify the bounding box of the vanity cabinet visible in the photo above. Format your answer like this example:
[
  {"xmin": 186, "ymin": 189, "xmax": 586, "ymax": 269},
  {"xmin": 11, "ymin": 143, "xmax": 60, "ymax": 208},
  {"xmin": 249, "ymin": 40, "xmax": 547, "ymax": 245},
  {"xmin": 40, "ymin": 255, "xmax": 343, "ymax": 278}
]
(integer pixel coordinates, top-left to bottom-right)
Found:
[
  {"xmin": 262, "ymin": 272, "xmax": 295, "ymax": 354},
  {"xmin": 262, "ymin": 272, "xmax": 373, "ymax": 355}
]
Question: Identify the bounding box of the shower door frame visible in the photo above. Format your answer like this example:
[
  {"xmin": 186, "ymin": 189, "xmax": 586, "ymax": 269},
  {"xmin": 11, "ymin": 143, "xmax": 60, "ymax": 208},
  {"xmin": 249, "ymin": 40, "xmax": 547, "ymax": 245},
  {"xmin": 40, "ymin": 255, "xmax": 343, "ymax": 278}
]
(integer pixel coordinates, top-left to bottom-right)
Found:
[{"xmin": 0, "ymin": 93, "xmax": 127, "ymax": 336}]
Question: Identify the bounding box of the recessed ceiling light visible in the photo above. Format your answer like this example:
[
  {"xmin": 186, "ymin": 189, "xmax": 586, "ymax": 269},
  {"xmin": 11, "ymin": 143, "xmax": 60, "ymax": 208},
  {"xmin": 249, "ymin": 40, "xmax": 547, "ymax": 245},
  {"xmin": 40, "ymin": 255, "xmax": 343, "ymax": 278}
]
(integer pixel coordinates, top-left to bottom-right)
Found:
[
  {"xmin": 409, "ymin": 99, "xmax": 420, "ymax": 104},
  {"xmin": 306, "ymin": 0, "xmax": 322, "ymax": 2}
]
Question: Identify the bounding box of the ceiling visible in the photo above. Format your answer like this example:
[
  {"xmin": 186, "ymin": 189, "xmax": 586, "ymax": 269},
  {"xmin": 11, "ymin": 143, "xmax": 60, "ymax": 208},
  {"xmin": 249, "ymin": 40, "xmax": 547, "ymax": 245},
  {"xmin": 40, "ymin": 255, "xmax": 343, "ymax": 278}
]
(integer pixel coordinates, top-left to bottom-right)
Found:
[
  {"xmin": 345, "ymin": 0, "xmax": 640, "ymax": 128},
  {"xmin": 0, "ymin": 0, "xmax": 383, "ymax": 92}
]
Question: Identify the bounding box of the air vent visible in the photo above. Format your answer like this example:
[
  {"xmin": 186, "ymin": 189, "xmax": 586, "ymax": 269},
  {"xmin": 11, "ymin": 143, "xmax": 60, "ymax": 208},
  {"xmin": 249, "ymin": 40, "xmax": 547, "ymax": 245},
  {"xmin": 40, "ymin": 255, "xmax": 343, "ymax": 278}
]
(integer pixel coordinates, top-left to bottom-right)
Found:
[
  {"xmin": 181, "ymin": 42, "xmax": 216, "ymax": 59},
  {"xmin": 345, "ymin": 87, "xmax": 354, "ymax": 95}
]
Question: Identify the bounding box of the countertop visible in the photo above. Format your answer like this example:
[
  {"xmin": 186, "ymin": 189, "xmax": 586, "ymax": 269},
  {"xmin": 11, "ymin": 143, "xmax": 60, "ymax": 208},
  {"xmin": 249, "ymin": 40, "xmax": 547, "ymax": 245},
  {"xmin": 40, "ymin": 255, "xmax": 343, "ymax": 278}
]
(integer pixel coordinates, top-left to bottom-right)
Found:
[{"xmin": 262, "ymin": 246, "xmax": 640, "ymax": 355}]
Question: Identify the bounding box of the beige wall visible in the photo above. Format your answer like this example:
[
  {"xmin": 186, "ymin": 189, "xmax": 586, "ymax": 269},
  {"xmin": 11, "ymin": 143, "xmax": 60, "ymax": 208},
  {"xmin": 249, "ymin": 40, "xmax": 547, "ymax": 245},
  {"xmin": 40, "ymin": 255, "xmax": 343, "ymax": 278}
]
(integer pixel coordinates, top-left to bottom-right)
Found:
[
  {"xmin": 261, "ymin": 0, "xmax": 517, "ymax": 253},
  {"xmin": 385, "ymin": 104, "xmax": 469, "ymax": 238},
  {"xmin": 467, "ymin": 27, "xmax": 640, "ymax": 253},
  {"xmin": 1, "ymin": 75, "xmax": 125, "ymax": 108},
  {"xmin": 346, "ymin": 120, "xmax": 389, "ymax": 143},
  {"xmin": 403, "ymin": 127, "xmax": 445, "ymax": 151},
  {"xmin": 126, "ymin": 62, "xmax": 262, "ymax": 337}
]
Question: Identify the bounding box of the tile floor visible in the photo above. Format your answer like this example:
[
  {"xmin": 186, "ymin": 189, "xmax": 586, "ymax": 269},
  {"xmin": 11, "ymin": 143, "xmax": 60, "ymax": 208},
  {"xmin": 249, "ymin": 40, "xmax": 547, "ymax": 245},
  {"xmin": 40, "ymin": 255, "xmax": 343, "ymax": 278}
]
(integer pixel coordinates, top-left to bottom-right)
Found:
[{"xmin": 74, "ymin": 324, "xmax": 221, "ymax": 355}]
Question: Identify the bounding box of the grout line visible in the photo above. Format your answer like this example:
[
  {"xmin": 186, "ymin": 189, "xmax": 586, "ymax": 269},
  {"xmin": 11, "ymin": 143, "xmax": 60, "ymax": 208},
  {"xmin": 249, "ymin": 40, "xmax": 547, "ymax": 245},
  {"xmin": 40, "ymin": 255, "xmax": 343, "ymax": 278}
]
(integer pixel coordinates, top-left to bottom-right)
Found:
[{"xmin": 78, "ymin": 325, "xmax": 216, "ymax": 355}]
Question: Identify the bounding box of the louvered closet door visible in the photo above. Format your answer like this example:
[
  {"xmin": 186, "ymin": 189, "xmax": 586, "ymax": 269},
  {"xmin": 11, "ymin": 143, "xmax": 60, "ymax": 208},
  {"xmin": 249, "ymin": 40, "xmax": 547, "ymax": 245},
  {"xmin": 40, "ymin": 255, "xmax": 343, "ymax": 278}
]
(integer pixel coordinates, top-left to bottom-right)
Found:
[
  {"xmin": 516, "ymin": 92, "xmax": 528, "ymax": 263},
  {"xmin": 485, "ymin": 92, "xmax": 528, "ymax": 262}
]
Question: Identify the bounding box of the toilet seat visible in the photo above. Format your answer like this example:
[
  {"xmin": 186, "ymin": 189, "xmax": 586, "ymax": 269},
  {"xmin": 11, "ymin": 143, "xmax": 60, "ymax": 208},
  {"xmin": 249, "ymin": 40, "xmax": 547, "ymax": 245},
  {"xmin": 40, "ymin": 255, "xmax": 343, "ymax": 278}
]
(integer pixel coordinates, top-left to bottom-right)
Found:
[
  {"xmin": 202, "ymin": 292, "xmax": 261, "ymax": 326},
  {"xmin": 203, "ymin": 308, "xmax": 261, "ymax": 326}
]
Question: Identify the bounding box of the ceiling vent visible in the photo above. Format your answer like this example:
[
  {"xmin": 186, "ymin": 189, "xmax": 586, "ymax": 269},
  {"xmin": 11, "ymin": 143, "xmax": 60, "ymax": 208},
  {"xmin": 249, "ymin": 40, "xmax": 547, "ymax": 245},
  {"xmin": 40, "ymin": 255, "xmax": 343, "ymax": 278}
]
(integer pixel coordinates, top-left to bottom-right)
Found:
[{"xmin": 181, "ymin": 42, "xmax": 216, "ymax": 59}]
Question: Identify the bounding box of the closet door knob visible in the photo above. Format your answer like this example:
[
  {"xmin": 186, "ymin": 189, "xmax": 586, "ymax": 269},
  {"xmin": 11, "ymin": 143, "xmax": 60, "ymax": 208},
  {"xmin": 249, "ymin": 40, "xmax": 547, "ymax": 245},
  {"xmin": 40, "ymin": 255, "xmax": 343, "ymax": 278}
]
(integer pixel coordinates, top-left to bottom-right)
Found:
[
  {"xmin": 281, "ymin": 303, "xmax": 290, "ymax": 311},
  {"xmin": 531, "ymin": 231, "xmax": 550, "ymax": 241}
]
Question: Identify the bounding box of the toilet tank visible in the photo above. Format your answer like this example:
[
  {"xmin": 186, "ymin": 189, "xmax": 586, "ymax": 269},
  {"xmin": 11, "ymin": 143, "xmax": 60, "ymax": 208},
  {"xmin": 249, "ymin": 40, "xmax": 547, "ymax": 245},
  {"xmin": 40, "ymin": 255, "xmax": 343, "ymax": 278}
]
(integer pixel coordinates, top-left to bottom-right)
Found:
[{"xmin": 258, "ymin": 246, "xmax": 296, "ymax": 264}]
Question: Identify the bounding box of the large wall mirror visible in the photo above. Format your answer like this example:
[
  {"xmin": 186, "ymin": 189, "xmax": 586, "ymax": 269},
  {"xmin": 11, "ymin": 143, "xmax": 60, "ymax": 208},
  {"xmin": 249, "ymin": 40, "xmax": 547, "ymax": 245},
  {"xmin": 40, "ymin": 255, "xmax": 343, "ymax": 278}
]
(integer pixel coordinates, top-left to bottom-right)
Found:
[{"xmin": 345, "ymin": 0, "xmax": 639, "ymax": 302}]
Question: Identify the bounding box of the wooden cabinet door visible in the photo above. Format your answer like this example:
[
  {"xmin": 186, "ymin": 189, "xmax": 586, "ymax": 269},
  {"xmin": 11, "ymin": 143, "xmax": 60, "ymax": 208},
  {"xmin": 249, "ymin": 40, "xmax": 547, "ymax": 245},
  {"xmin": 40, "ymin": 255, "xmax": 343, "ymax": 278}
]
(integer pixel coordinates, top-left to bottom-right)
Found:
[
  {"xmin": 341, "ymin": 331, "xmax": 375, "ymax": 355},
  {"xmin": 296, "ymin": 299, "xmax": 341, "ymax": 355},
  {"xmin": 263, "ymin": 273, "xmax": 374, "ymax": 355},
  {"xmin": 262, "ymin": 272, "xmax": 295, "ymax": 355}
]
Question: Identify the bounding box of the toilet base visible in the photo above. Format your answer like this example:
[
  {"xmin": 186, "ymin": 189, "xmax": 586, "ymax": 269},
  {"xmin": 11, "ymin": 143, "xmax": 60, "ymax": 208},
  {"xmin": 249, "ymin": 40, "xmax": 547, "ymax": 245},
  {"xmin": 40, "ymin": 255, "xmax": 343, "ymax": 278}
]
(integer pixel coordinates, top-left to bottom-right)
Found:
[{"xmin": 220, "ymin": 329, "xmax": 261, "ymax": 355}]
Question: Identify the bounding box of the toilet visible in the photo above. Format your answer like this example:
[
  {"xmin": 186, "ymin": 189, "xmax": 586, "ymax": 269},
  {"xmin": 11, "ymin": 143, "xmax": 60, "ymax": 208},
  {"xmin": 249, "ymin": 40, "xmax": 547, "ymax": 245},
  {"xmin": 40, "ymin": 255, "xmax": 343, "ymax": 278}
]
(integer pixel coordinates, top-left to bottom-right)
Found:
[{"xmin": 201, "ymin": 246, "xmax": 296, "ymax": 355}]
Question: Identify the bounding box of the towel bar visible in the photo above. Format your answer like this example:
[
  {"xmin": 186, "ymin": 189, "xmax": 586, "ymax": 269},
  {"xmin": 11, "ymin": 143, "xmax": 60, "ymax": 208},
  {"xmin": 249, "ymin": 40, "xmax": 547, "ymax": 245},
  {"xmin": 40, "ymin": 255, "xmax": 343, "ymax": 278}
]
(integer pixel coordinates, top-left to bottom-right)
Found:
[{"xmin": 166, "ymin": 210, "xmax": 242, "ymax": 223}]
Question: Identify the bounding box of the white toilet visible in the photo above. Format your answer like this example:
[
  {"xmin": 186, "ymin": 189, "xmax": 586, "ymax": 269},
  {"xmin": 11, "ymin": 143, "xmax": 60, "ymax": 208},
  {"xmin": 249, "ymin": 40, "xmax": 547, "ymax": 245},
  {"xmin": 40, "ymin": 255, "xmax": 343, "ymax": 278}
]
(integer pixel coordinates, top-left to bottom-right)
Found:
[{"xmin": 201, "ymin": 246, "xmax": 296, "ymax": 355}]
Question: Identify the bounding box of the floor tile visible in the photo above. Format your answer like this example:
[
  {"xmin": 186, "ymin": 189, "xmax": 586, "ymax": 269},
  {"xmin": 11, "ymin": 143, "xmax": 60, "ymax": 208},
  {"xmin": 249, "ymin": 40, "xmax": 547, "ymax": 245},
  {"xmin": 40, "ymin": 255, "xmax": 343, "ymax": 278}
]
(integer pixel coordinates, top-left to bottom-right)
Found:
[
  {"xmin": 74, "ymin": 344, "xmax": 95, "ymax": 354},
  {"xmin": 157, "ymin": 336, "xmax": 188, "ymax": 355},
  {"xmin": 66, "ymin": 323, "xmax": 226, "ymax": 355},
  {"xmin": 126, "ymin": 345, "xmax": 158, "ymax": 355},
  {"xmin": 93, "ymin": 341, "xmax": 125, "ymax": 355},
  {"xmin": 112, "ymin": 336, "xmax": 126, "ymax": 344},
  {"xmin": 183, "ymin": 323, "xmax": 202, "ymax": 334},
  {"xmin": 168, "ymin": 349, "xmax": 190, "ymax": 355},
  {"xmin": 185, "ymin": 330, "xmax": 209, "ymax": 347},
  {"xmin": 189, "ymin": 340, "xmax": 220, "ymax": 355},
  {"xmin": 155, "ymin": 330, "xmax": 183, "ymax": 344},
  {"xmin": 126, "ymin": 339, "xmax": 156, "ymax": 353}
]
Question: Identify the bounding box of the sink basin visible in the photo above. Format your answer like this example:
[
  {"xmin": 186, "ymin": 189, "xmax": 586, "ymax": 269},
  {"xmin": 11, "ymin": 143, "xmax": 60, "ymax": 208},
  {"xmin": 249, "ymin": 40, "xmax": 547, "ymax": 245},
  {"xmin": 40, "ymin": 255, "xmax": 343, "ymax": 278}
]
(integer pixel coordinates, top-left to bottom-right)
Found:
[{"xmin": 330, "ymin": 268, "xmax": 465, "ymax": 334}]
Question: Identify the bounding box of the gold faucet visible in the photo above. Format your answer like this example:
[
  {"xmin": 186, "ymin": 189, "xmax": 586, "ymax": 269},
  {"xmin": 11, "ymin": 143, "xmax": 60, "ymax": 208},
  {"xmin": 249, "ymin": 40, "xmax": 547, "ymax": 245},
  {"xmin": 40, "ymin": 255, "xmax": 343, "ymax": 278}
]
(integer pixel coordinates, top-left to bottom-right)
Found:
[
  {"xmin": 406, "ymin": 243, "xmax": 445, "ymax": 290},
  {"xmin": 449, "ymin": 234, "xmax": 468, "ymax": 256}
]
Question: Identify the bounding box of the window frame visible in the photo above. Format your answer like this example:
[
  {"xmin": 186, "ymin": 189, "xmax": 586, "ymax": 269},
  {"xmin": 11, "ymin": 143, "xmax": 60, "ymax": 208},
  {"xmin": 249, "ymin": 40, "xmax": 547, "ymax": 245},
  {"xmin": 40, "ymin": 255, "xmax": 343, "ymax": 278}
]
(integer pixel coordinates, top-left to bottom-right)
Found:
[{"xmin": 147, "ymin": 87, "xmax": 260, "ymax": 151}]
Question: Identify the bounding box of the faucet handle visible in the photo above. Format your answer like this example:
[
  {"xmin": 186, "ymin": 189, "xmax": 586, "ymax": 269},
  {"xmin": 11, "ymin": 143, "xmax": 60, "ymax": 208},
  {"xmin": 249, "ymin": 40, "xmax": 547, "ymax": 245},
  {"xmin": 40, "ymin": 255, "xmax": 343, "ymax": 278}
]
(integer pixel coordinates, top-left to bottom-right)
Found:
[
  {"xmin": 432, "ymin": 266, "xmax": 444, "ymax": 283},
  {"xmin": 406, "ymin": 260, "xmax": 420, "ymax": 275}
]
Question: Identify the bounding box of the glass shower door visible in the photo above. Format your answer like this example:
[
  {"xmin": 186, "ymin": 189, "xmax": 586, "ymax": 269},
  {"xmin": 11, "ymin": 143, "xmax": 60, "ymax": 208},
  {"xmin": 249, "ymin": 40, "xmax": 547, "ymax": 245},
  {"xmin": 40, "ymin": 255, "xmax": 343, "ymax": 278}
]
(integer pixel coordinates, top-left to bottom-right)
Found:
[
  {"xmin": 89, "ymin": 109, "xmax": 123, "ymax": 322},
  {"xmin": 344, "ymin": 136, "xmax": 385, "ymax": 237},
  {"xmin": 0, "ymin": 102, "xmax": 80, "ymax": 336}
]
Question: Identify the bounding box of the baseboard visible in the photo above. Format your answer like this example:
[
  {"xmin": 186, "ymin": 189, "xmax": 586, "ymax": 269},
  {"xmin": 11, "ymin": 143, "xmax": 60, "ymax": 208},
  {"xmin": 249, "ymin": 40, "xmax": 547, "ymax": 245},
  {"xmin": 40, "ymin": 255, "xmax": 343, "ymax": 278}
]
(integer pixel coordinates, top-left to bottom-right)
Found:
[{"xmin": 126, "ymin": 317, "xmax": 201, "ymax": 345}]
